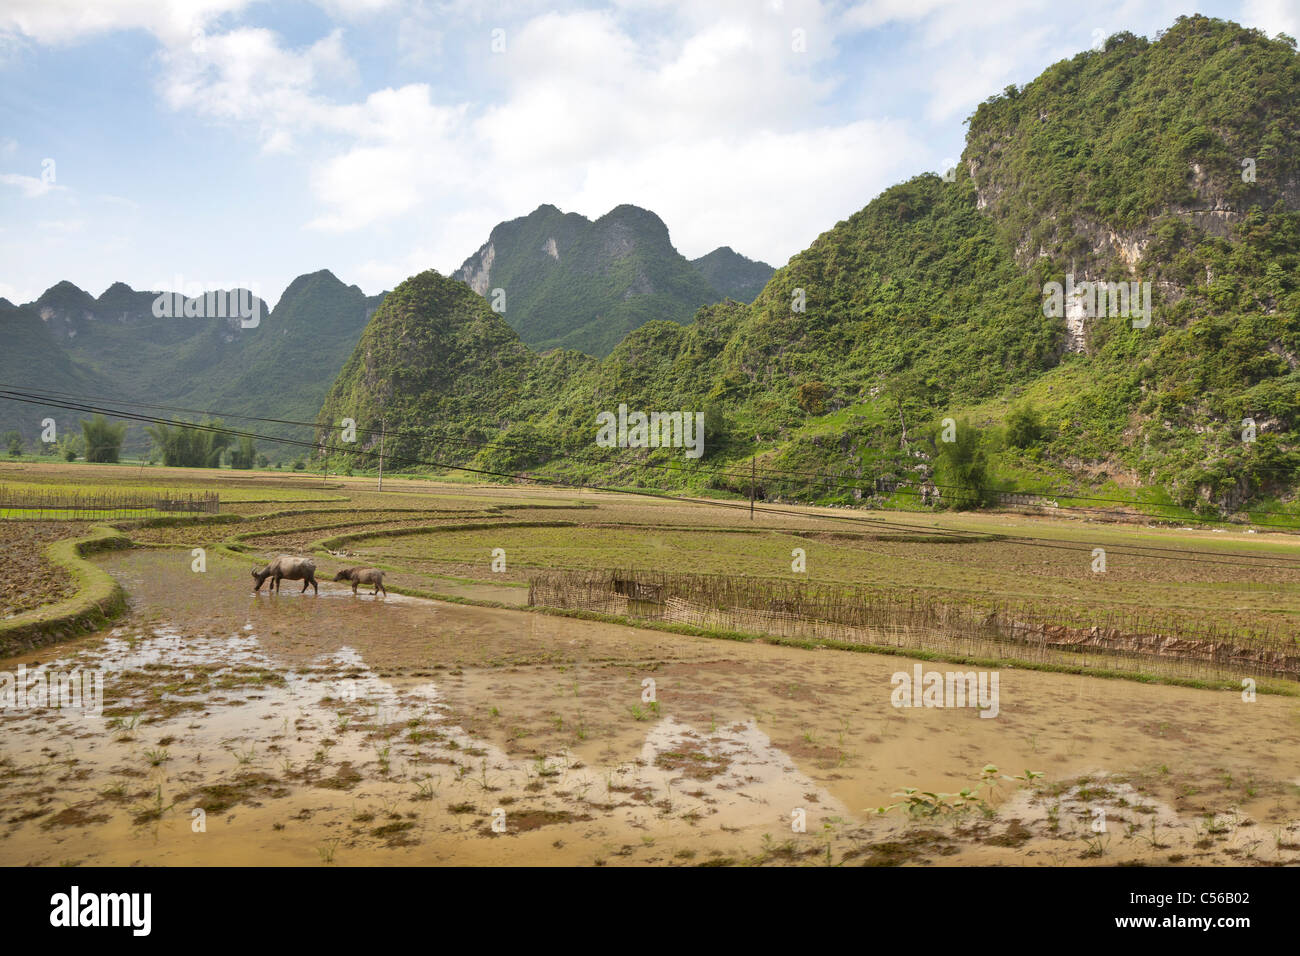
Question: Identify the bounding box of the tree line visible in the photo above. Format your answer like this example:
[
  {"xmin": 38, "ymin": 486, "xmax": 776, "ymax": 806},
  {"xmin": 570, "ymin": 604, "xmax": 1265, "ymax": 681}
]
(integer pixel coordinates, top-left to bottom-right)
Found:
[{"xmin": 2, "ymin": 415, "xmax": 262, "ymax": 469}]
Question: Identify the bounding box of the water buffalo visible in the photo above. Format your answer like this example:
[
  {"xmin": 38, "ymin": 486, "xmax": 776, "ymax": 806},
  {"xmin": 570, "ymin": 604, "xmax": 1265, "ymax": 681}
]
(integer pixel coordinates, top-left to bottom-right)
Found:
[
  {"xmin": 252, "ymin": 555, "xmax": 319, "ymax": 594},
  {"xmin": 333, "ymin": 567, "xmax": 386, "ymax": 596}
]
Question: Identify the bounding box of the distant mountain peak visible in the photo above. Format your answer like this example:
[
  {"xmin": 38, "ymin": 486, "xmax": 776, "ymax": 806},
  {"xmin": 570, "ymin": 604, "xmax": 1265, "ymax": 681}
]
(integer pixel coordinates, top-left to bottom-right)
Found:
[
  {"xmin": 451, "ymin": 203, "xmax": 742, "ymax": 356},
  {"xmin": 691, "ymin": 246, "xmax": 775, "ymax": 303},
  {"xmin": 35, "ymin": 280, "xmax": 93, "ymax": 305},
  {"xmin": 283, "ymin": 268, "xmax": 348, "ymax": 293}
]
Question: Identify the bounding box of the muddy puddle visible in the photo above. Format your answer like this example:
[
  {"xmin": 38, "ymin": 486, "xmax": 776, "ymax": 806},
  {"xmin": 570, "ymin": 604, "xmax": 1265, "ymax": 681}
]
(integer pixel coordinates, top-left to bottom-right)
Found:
[{"xmin": 2, "ymin": 550, "xmax": 1299, "ymax": 866}]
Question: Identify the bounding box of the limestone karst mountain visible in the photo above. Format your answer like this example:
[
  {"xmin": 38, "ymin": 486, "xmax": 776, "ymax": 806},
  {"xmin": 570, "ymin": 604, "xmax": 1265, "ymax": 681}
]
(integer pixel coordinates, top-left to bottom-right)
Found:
[
  {"xmin": 324, "ymin": 16, "xmax": 1300, "ymax": 514},
  {"xmin": 453, "ymin": 203, "xmax": 771, "ymax": 356}
]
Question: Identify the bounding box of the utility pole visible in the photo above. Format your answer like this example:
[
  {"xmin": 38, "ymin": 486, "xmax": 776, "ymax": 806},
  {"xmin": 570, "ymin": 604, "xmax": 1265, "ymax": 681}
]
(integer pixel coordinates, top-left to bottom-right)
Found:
[
  {"xmin": 377, "ymin": 416, "xmax": 385, "ymax": 492},
  {"xmin": 750, "ymin": 444, "xmax": 756, "ymax": 520}
]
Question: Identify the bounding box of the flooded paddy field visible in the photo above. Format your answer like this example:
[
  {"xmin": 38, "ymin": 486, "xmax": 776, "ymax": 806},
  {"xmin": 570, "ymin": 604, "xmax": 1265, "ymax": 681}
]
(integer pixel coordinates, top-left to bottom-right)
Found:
[{"xmin": 4, "ymin": 549, "xmax": 1300, "ymax": 867}]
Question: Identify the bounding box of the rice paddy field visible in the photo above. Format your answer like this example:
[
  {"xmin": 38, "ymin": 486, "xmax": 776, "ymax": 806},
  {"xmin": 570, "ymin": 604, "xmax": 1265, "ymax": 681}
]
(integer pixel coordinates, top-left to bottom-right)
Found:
[{"xmin": 3, "ymin": 459, "xmax": 1300, "ymax": 867}]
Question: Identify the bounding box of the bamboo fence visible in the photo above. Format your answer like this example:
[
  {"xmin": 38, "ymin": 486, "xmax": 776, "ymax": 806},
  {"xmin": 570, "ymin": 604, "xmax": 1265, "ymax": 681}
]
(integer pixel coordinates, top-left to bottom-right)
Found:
[
  {"xmin": 528, "ymin": 568, "xmax": 1300, "ymax": 683},
  {"xmin": 0, "ymin": 486, "xmax": 219, "ymax": 520}
]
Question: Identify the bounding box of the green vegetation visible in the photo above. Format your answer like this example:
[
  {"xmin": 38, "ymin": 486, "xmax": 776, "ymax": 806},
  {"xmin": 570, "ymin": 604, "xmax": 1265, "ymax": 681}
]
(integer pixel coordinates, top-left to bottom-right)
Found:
[
  {"xmin": 229, "ymin": 435, "xmax": 257, "ymax": 470},
  {"xmin": 81, "ymin": 415, "xmax": 127, "ymax": 463},
  {"xmin": 4, "ymin": 17, "xmax": 1297, "ymax": 519},
  {"xmin": 320, "ymin": 15, "xmax": 1300, "ymax": 520},
  {"xmin": 962, "ymin": 15, "xmax": 1300, "ymax": 513},
  {"xmin": 0, "ymin": 525, "xmax": 129, "ymax": 656},
  {"xmin": 317, "ymin": 270, "xmax": 546, "ymax": 472},
  {"xmin": 0, "ymin": 270, "xmax": 380, "ymax": 463},
  {"xmin": 337, "ymin": 515, "xmax": 1300, "ymax": 639},
  {"xmin": 931, "ymin": 420, "xmax": 993, "ymax": 509},
  {"xmin": 690, "ymin": 246, "xmax": 775, "ymax": 303},
  {"xmin": 452, "ymin": 203, "xmax": 745, "ymax": 356},
  {"xmin": 1004, "ymin": 403, "xmax": 1042, "ymax": 449},
  {"xmin": 146, "ymin": 420, "xmax": 230, "ymax": 468}
]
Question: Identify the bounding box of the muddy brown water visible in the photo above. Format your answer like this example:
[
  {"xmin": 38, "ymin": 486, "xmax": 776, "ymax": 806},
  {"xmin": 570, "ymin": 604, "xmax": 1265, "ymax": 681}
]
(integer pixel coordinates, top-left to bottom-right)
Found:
[{"xmin": 2, "ymin": 550, "xmax": 1299, "ymax": 866}]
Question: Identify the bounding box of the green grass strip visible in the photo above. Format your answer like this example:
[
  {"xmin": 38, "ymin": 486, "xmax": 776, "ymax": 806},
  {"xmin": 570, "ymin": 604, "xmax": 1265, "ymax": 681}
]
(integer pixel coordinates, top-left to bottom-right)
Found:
[{"xmin": 0, "ymin": 526, "xmax": 131, "ymax": 657}]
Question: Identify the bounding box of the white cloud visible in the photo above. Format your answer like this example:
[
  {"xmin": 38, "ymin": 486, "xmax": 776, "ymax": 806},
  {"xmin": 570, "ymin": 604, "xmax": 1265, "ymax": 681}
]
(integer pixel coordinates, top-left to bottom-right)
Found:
[
  {"xmin": 246, "ymin": 1, "xmax": 878, "ymax": 259},
  {"xmin": 842, "ymin": 0, "xmax": 973, "ymax": 31},
  {"xmin": 0, "ymin": 171, "xmax": 58, "ymax": 197},
  {"xmin": 397, "ymin": 2, "xmax": 443, "ymax": 68},
  {"xmin": 6, "ymin": 0, "xmax": 1245, "ymax": 304},
  {"xmin": 1, "ymin": 1, "xmax": 940, "ymax": 276},
  {"xmin": 0, "ymin": 280, "xmax": 37, "ymax": 303},
  {"xmin": 305, "ymin": 85, "xmax": 472, "ymax": 232},
  {"xmin": 159, "ymin": 26, "xmax": 360, "ymax": 150},
  {"xmin": 0, "ymin": 0, "xmax": 397, "ymax": 45},
  {"xmin": 1241, "ymin": 0, "xmax": 1300, "ymax": 40},
  {"xmin": 0, "ymin": 0, "xmax": 250, "ymax": 47},
  {"xmin": 570, "ymin": 119, "xmax": 923, "ymax": 266},
  {"xmin": 314, "ymin": 0, "xmax": 399, "ymax": 18},
  {"xmin": 839, "ymin": 0, "xmax": 1194, "ymax": 123}
]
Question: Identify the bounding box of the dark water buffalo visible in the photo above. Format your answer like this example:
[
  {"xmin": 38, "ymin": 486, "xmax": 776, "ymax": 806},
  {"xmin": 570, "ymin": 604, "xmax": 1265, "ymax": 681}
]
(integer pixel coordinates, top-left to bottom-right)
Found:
[
  {"xmin": 333, "ymin": 567, "xmax": 386, "ymax": 596},
  {"xmin": 252, "ymin": 555, "xmax": 319, "ymax": 594}
]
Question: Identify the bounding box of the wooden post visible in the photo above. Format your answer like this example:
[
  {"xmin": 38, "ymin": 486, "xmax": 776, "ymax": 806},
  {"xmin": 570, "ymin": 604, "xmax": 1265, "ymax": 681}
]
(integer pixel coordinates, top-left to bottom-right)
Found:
[
  {"xmin": 377, "ymin": 416, "xmax": 385, "ymax": 492},
  {"xmin": 750, "ymin": 452, "xmax": 755, "ymax": 520}
]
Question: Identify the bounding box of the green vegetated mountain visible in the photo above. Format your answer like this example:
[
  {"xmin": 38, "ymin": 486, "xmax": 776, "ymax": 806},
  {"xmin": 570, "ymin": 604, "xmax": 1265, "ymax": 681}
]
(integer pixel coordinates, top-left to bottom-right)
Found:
[
  {"xmin": 0, "ymin": 270, "xmax": 383, "ymax": 460},
  {"xmin": 323, "ymin": 16, "xmax": 1300, "ymax": 517},
  {"xmin": 690, "ymin": 246, "xmax": 775, "ymax": 302},
  {"xmin": 0, "ymin": 295, "xmax": 106, "ymax": 426},
  {"xmin": 317, "ymin": 270, "xmax": 591, "ymax": 468},
  {"xmin": 452, "ymin": 203, "xmax": 772, "ymax": 357},
  {"xmin": 323, "ymin": 15, "xmax": 1300, "ymax": 517}
]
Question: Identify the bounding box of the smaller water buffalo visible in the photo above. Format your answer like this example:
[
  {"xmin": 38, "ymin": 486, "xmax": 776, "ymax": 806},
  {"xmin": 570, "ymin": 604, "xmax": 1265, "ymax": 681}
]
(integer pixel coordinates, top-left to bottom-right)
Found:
[
  {"xmin": 333, "ymin": 567, "xmax": 387, "ymax": 596},
  {"xmin": 252, "ymin": 555, "xmax": 319, "ymax": 594}
]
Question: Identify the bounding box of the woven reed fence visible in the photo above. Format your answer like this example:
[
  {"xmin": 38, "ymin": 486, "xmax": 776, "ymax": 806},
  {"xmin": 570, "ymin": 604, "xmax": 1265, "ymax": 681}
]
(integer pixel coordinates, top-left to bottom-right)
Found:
[
  {"xmin": 528, "ymin": 569, "xmax": 1300, "ymax": 683},
  {"xmin": 0, "ymin": 486, "xmax": 219, "ymax": 520}
]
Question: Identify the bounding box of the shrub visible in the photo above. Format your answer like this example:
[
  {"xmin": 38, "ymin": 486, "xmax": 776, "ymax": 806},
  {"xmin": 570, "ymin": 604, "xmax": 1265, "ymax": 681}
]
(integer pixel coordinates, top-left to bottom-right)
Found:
[
  {"xmin": 1005, "ymin": 403, "xmax": 1043, "ymax": 448},
  {"xmin": 796, "ymin": 381, "xmax": 828, "ymax": 415}
]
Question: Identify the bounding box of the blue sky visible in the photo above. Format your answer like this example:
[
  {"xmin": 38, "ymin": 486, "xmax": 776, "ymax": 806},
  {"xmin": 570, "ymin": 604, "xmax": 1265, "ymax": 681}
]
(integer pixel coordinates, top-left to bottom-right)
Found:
[{"xmin": 1, "ymin": 0, "xmax": 1296, "ymax": 308}]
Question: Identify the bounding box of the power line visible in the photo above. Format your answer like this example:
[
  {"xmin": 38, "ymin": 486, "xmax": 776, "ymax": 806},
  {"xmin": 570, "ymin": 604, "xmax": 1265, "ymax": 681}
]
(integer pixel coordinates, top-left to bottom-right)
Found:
[
  {"xmin": 5, "ymin": 384, "xmax": 1300, "ymax": 571},
  {"xmin": 7, "ymin": 381, "xmax": 1298, "ymax": 525}
]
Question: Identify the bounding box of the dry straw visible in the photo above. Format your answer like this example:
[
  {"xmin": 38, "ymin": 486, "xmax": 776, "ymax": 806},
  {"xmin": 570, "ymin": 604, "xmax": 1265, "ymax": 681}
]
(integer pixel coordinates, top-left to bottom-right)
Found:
[
  {"xmin": 529, "ymin": 568, "xmax": 1300, "ymax": 683},
  {"xmin": 0, "ymin": 486, "xmax": 219, "ymax": 520}
]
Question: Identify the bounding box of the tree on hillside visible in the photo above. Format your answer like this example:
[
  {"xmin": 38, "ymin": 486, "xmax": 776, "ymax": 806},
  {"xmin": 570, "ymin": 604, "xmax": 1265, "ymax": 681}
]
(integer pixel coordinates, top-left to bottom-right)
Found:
[
  {"xmin": 1005, "ymin": 403, "xmax": 1043, "ymax": 448},
  {"xmin": 796, "ymin": 380, "xmax": 828, "ymax": 415},
  {"xmin": 81, "ymin": 415, "xmax": 127, "ymax": 463},
  {"xmin": 477, "ymin": 421, "xmax": 550, "ymax": 475},
  {"xmin": 931, "ymin": 418, "xmax": 994, "ymax": 510},
  {"xmin": 2, "ymin": 430, "xmax": 22, "ymax": 457}
]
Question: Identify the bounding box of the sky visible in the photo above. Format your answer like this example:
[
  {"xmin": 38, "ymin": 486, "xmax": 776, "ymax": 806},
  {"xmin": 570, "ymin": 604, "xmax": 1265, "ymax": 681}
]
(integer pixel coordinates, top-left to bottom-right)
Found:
[{"xmin": 1, "ymin": 0, "xmax": 1297, "ymax": 308}]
